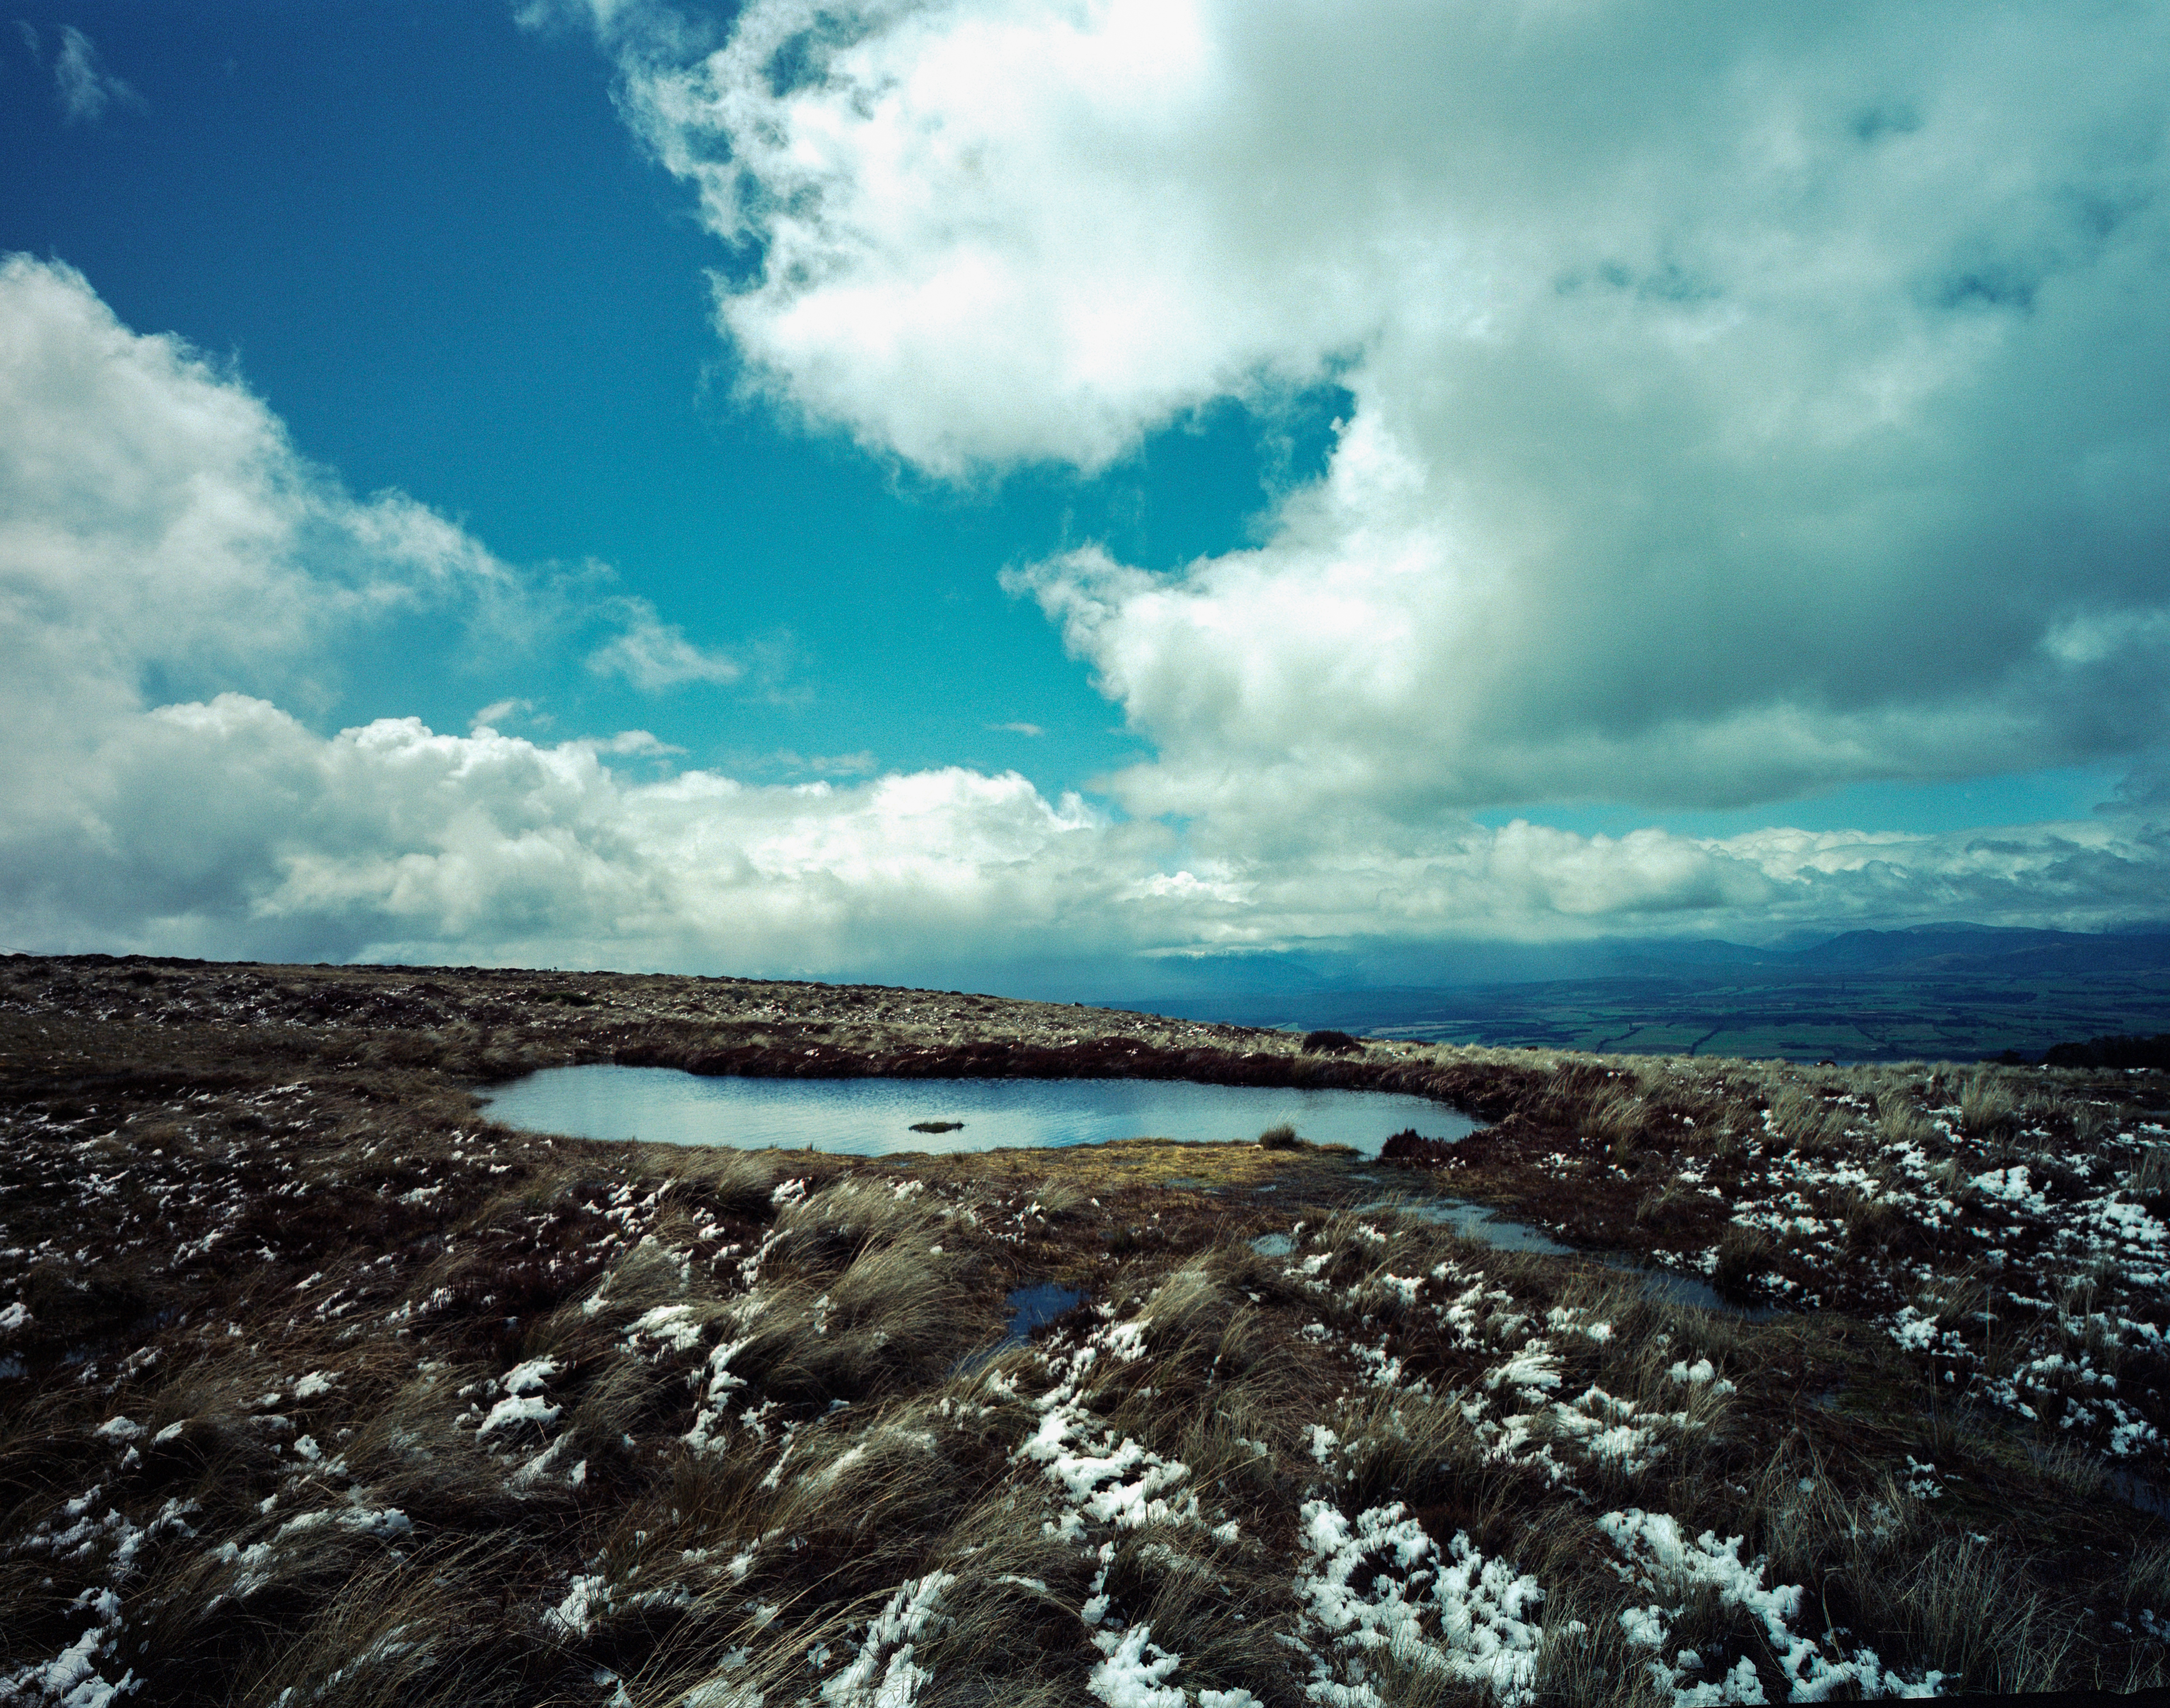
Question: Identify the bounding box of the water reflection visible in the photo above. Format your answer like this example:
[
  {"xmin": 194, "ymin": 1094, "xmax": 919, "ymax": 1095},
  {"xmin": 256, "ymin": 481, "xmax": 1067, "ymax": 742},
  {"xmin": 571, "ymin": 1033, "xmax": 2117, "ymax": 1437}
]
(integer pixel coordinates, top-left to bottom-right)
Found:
[
  {"xmin": 958, "ymin": 1283, "xmax": 1087, "ymax": 1375},
  {"xmin": 998, "ymin": 1283, "xmax": 1085, "ymax": 1349},
  {"xmin": 1350, "ymin": 1197, "xmax": 1785, "ymax": 1318},
  {"xmin": 1362, "ymin": 1196, "xmax": 1576, "ymax": 1255},
  {"xmin": 479, "ymin": 1066, "xmax": 1476, "ymax": 1160},
  {"xmin": 1616, "ymin": 1261, "xmax": 1783, "ymax": 1321}
]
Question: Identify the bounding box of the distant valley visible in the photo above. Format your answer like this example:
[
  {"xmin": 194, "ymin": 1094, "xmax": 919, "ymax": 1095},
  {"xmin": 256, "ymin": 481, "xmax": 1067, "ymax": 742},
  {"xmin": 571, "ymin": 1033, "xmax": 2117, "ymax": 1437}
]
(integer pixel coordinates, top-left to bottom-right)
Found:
[{"xmin": 1123, "ymin": 922, "xmax": 2170, "ymax": 1061}]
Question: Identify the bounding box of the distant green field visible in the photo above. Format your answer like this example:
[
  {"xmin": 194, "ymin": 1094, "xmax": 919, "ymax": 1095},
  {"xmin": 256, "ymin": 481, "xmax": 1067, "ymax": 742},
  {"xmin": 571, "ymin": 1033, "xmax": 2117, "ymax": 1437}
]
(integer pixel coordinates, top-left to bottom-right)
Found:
[{"xmin": 1161, "ymin": 972, "xmax": 2170, "ymax": 1061}]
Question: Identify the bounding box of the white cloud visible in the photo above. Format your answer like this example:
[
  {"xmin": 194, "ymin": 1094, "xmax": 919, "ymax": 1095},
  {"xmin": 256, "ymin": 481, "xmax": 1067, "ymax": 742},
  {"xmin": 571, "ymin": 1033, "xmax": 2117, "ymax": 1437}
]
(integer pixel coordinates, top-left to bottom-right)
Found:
[
  {"xmin": 801, "ymin": 751, "xmax": 880, "ymax": 776},
  {"xmin": 0, "ymin": 255, "xmax": 522, "ymax": 783},
  {"xmin": 609, "ymin": 0, "xmax": 2170, "ymax": 821},
  {"xmin": 471, "ymin": 698, "xmax": 536, "ymax": 733},
  {"xmin": 51, "ymin": 26, "xmax": 141, "ymax": 124},
  {"xmin": 0, "ymin": 255, "xmax": 1123, "ymax": 969},
  {"xmin": 4, "ymin": 255, "xmax": 2167, "ymax": 978},
  {"xmin": 5, "ymin": 690, "xmax": 1131, "ymax": 969},
  {"xmin": 586, "ymin": 594, "xmax": 743, "ymax": 689},
  {"xmin": 989, "ymin": 721, "xmax": 1044, "ymax": 737},
  {"xmin": 13, "ymin": 681, "xmax": 2166, "ymax": 973}
]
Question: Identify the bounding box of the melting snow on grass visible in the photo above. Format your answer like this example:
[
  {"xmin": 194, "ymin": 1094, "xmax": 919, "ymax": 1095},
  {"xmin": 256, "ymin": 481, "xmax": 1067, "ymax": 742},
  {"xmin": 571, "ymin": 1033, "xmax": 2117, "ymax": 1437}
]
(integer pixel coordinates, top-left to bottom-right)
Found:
[
  {"xmin": 1290, "ymin": 1500, "xmax": 1551, "ymax": 1707},
  {"xmin": 1600, "ymin": 1508, "xmax": 1945, "ymax": 1702}
]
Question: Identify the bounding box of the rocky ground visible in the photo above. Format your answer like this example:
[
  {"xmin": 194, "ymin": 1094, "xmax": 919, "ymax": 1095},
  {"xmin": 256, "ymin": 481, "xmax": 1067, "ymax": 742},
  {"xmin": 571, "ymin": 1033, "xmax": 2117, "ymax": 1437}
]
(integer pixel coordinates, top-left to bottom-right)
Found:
[{"xmin": 2, "ymin": 953, "xmax": 2168, "ymax": 1705}]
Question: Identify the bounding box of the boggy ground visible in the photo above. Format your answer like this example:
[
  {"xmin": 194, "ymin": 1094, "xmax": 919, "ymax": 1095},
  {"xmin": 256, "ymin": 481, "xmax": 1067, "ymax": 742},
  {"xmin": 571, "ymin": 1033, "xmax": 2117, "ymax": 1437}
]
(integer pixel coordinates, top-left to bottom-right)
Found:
[{"xmin": 2, "ymin": 953, "xmax": 2169, "ymax": 1706}]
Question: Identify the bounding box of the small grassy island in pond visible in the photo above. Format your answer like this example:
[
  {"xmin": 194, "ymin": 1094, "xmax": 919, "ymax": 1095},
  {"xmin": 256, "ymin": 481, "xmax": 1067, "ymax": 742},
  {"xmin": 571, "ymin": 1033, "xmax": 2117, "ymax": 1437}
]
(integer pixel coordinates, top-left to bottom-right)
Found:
[
  {"xmin": 2, "ymin": 953, "xmax": 2168, "ymax": 1705},
  {"xmin": 908, "ymin": 1118, "xmax": 965, "ymax": 1133}
]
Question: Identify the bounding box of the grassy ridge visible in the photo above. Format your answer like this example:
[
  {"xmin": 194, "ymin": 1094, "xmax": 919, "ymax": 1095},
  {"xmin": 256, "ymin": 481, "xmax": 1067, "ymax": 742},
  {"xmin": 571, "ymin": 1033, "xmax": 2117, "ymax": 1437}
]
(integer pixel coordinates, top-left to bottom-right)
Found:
[{"xmin": 2, "ymin": 954, "xmax": 2168, "ymax": 1704}]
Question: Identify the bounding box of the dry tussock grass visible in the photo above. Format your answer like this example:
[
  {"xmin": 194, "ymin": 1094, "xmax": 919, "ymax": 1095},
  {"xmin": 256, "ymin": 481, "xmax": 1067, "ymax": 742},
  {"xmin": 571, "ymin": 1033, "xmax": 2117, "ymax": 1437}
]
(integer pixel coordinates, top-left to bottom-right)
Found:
[
  {"xmin": 1958, "ymin": 1070, "xmax": 2021, "ymax": 1139},
  {"xmin": 1894, "ymin": 1538, "xmax": 2077, "ymax": 1693},
  {"xmin": 2133, "ymin": 1143, "xmax": 2170, "ymax": 1200},
  {"xmin": 5, "ymin": 1155, "xmax": 2161, "ymax": 1705}
]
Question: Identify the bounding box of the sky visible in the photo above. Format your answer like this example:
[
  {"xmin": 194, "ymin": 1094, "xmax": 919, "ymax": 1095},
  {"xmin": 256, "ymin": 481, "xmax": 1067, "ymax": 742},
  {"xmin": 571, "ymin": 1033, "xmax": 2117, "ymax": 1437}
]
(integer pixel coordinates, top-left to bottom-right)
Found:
[{"xmin": 2, "ymin": 0, "xmax": 2168, "ymax": 995}]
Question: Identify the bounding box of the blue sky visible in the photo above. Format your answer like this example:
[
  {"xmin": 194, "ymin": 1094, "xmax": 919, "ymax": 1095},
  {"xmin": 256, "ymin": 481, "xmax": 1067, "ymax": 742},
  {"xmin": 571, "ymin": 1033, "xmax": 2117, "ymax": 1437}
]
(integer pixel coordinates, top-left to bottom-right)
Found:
[
  {"xmin": 3, "ymin": 0, "xmax": 2167, "ymax": 989},
  {"xmin": 1, "ymin": 0, "xmax": 1311, "ymax": 784}
]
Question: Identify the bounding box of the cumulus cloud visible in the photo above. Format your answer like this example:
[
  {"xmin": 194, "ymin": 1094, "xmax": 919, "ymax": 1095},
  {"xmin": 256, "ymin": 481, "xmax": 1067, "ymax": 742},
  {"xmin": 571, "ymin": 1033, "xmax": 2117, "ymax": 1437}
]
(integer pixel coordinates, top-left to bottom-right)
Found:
[
  {"xmin": 0, "ymin": 255, "xmax": 1122, "ymax": 970},
  {"xmin": 604, "ymin": 0, "xmax": 2170, "ymax": 822},
  {"xmin": 12, "ymin": 683, "xmax": 2168, "ymax": 975},
  {"xmin": 0, "ymin": 255, "xmax": 523, "ymax": 782},
  {"xmin": 783, "ymin": 750, "xmax": 881, "ymax": 776},
  {"xmin": 6, "ymin": 694, "xmax": 1122, "ymax": 970},
  {"xmin": 5, "ymin": 255, "xmax": 2167, "ymax": 977}
]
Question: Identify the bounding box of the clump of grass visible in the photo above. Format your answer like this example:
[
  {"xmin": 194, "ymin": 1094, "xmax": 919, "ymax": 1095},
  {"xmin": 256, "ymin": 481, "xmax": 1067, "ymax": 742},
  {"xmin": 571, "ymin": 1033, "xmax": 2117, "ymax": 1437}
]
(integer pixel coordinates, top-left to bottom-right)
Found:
[
  {"xmin": 1767, "ymin": 1083, "xmax": 1861, "ymax": 1155},
  {"xmin": 1580, "ymin": 1081, "xmax": 1648, "ymax": 1159},
  {"xmin": 1892, "ymin": 1538, "xmax": 2082, "ymax": 1693},
  {"xmin": 1633, "ymin": 1182, "xmax": 1698, "ymax": 1229},
  {"xmin": 1332, "ymin": 1386, "xmax": 1490, "ymax": 1513},
  {"xmin": 1530, "ymin": 1576, "xmax": 1654, "ymax": 1708},
  {"xmin": 239, "ymin": 1539, "xmax": 540, "ymax": 1708},
  {"xmin": 2020, "ymin": 1087, "xmax": 2066, "ymax": 1129},
  {"xmin": 1958, "ymin": 1070, "xmax": 2018, "ymax": 1139},
  {"xmin": 2072, "ymin": 1100, "xmax": 2112, "ymax": 1145},
  {"xmin": 2122, "ymin": 1538, "xmax": 2170, "ymax": 1616},
  {"xmin": 1906, "ymin": 1266, "xmax": 1988, "ymax": 1340},
  {"xmin": 1839, "ymin": 1181, "xmax": 1908, "ymax": 1251},
  {"xmin": 2129, "ymin": 1144, "xmax": 2170, "ymax": 1201},
  {"xmin": 1257, "ymin": 1121, "xmax": 1301, "ymax": 1149},
  {"xmin": 1877, "ymin": 1092, "xmax": 1937, "ymax": 1150},
  {"xmin": 1711, "ymin": 1223, "xmax": 1775, "ymax": 1302},
  {"xmin": 1030, "ymin": 1178, "xmax": 1088, "ymax": 1218}
]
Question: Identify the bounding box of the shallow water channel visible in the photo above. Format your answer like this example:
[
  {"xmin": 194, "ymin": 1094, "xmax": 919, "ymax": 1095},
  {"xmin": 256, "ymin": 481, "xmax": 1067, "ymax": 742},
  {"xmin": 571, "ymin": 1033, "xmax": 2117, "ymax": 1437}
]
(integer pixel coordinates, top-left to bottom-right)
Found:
[
  {"xmin": 1258, "ymin": 1210, "xmax": 1777, "ymax": 1319},
  {"xmin": 478, "ymin": 1065, "xmax": 1476, "ymax": 1160}
]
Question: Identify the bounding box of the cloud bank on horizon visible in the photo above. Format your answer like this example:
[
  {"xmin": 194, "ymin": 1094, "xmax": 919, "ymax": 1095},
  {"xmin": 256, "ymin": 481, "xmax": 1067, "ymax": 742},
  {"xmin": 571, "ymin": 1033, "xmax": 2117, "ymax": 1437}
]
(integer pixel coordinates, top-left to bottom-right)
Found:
[{"xmin": 5, "ymin": 0, "xmax": 2170, "ymax": 985}]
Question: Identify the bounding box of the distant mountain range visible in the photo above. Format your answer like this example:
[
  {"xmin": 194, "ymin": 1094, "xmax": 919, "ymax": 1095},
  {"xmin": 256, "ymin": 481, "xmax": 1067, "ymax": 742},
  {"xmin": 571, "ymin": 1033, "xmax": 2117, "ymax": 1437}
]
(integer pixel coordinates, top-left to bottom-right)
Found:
[
  {"xmin": 1118, "ymin": 922, "xmax": 2170, "ymax": 1000},
  {"xmin": 1604, "ymin": 922, "xmax": 2170, "ymax": 980},
  {"xmin": 1107, "ymin": 923, "xmax": 2170, "ymax": 1061}
]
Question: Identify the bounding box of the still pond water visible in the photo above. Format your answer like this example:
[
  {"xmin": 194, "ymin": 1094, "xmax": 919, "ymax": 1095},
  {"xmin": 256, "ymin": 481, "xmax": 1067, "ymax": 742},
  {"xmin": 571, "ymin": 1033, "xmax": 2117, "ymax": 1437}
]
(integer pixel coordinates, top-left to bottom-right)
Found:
[
  {"xmin": 482, "ymin": 1068, "xmax": 1772, "ymax": 1319},
  {"xmin": 479, "ymin": 1066, "xmax": 1476, "ymax": 1160}
]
